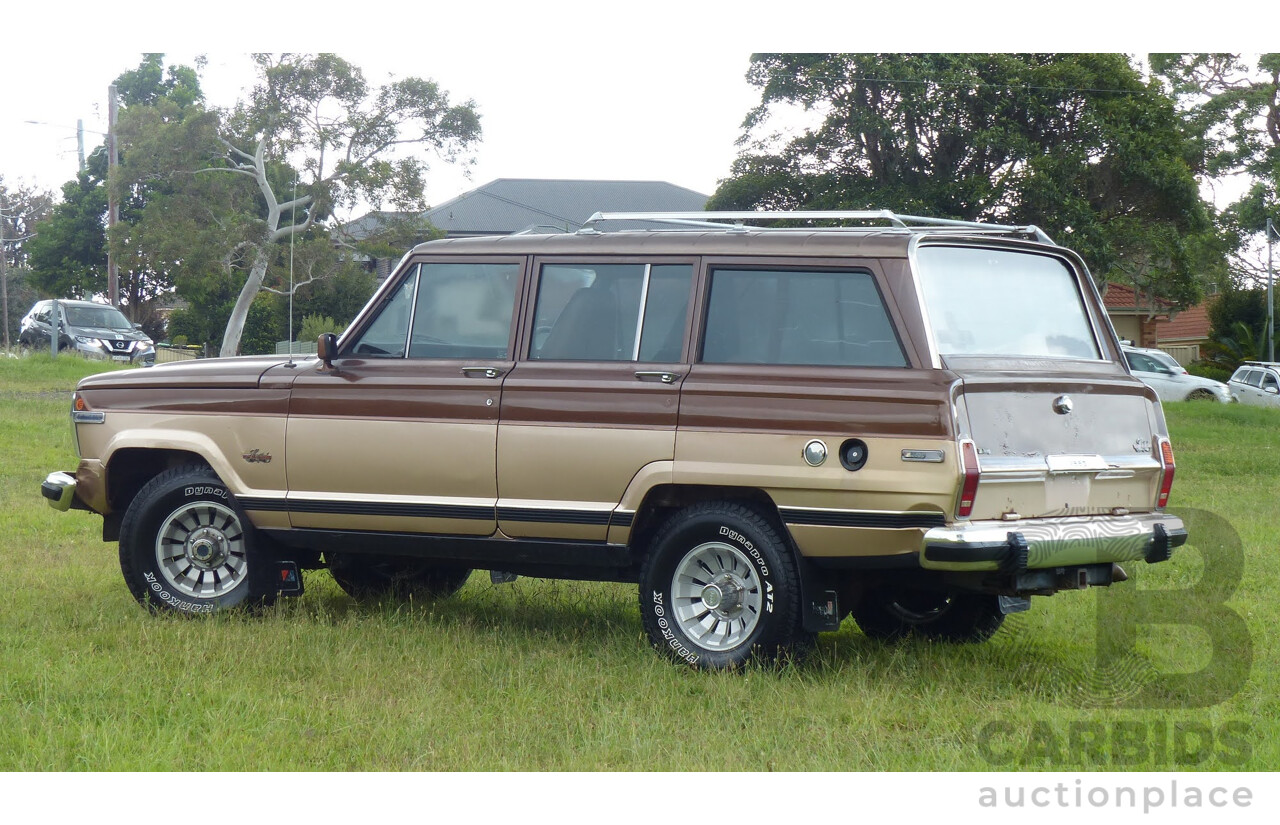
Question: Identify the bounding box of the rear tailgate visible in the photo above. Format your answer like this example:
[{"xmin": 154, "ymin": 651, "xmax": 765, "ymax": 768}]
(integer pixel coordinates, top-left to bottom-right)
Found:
[{"xmin": 954, "ymin": 369, "xmax": 1165, "ymax": 520}]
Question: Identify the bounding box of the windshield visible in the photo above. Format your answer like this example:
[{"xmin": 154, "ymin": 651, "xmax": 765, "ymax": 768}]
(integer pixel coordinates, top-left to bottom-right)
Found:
[
  {"xmin": 64, "ymin": 304, "xmax": 133, "ymax": 331},
  {"xmin": 915, "ymin": 246, "xmax": 1100, "ymax": 359}
]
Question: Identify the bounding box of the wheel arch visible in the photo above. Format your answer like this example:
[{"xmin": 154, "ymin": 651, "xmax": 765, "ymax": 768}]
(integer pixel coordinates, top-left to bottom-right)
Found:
[
  {"xmin": 627, "ymin": 484, "xmax": 841, "ymax": 633},
  {"xmin": 102, "ymin": 448, "xmax": 214, "ymax": 538}
]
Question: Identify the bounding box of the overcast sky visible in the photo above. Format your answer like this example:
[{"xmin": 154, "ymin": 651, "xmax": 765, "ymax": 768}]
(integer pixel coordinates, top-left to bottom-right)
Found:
[{"xmin": 2, "ymin": 3, "xmax": 1273, "ymax": 217}]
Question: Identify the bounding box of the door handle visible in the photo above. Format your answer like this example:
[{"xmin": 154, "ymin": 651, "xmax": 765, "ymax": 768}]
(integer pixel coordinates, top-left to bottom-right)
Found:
[
  {"xmin": 634, "ymin": 370, "xmax": 681, "ymax": 384},
  {"xmin": 461, "ymin": 366, "xmax": 504, "ymax": 379}
]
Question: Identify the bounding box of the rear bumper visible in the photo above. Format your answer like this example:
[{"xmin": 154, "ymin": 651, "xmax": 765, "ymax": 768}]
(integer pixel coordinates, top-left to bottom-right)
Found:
[{"xmin": 921, "ymin": 512, "xmax": 1186, "ymax": 571}]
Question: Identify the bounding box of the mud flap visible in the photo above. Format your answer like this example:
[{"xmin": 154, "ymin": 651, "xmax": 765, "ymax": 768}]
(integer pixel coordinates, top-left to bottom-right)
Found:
[{"xmin": 796, "ymin": 555, "xmax": 842, "ymax": 632}]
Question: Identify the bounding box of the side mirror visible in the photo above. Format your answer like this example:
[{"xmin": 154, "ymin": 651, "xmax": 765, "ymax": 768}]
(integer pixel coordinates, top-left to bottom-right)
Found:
[
  {"xmin": 1266, "ymin": 386, "xmax": 1278, "ymax": 395},
  {"xmin": 133, "ymin": 323, "xmax": 144, "ymax": 331},
  {"xmin": 317, "ymin": 333, "xmax": 338, "ymax": 368}
]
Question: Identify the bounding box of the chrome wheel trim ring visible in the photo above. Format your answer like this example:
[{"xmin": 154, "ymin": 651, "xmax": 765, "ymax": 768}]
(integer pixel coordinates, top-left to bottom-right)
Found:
[
  {"xmin": 671, "ymin": 541, "xmax": 763, "ymax": 652},
  {"xmin": 154, "ymin": 501, "xmax": 248, "ymax": 599}
]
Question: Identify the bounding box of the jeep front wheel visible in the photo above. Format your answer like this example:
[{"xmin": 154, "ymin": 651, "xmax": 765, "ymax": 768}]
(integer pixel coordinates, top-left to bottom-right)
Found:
[
  {"xmin": 118, "ymin": 465, "xmax": 275, "ymax": 614},
  {"xmin": 639, "ymin": 502, "xmax": 806, "ymax": 669}
]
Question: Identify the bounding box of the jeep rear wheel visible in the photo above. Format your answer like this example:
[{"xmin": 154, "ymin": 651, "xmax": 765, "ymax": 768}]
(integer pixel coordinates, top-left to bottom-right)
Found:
[
  {"xmin": 118, "ymin": 465, "xmax": 275, "ymax": 614},
  {"xmin": 853, "ymin": 588, "xmax": 1003, "ymax": 642},
  {"xmin": 639, "ymin": 502, "xmax": 807, "ymax": 669},
  {"xmin": 327, "ymin": 553, "xmax": 471, "ymax": 601}
]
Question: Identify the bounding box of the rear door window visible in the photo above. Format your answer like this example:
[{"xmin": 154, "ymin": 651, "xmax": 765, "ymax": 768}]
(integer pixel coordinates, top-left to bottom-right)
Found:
[
  {"xmin": 530, "ymin": 263, "xmax": 693, "ymax": 362},
  {"xmin": 701, "ymin": 268, "xmax": 906, "ymax": 367}
]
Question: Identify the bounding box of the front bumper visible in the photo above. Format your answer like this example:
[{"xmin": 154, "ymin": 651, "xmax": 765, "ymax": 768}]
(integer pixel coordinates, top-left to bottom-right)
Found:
[
  {"xmin": 41, "ymin": 471, "xmax": 81, "ymax": 512},
  {"xmin": 921, "ymin": 512, "xmax": 1187, "ymax": 572}
]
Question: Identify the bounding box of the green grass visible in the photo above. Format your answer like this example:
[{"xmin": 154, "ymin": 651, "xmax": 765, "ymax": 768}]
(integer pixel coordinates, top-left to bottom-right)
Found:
[{"xmin": 0, "ymin": 358, "xmax": 1275, "ymax": 770}]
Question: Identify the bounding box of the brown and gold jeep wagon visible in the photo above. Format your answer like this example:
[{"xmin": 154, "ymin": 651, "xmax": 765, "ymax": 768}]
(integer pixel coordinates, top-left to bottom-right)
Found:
[{"xmin": 43, "ymin": 211, "xmax": 1186, "ymax": 668}]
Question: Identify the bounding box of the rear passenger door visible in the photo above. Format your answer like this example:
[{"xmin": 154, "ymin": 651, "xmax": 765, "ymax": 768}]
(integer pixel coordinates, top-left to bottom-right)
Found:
[{"xmin": 496, "ymin": 258, "xmax": 695, "ymax": 540}]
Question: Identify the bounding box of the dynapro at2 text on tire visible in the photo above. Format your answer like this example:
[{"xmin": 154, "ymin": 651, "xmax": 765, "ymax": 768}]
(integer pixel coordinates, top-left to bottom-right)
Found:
[
  {"xmin": 639, "ymin": 502, "xmax": 807, "ymax": 669},
  {"xmin": 118, "ymin": 464, "xmax": 275, "ymax": 614}
]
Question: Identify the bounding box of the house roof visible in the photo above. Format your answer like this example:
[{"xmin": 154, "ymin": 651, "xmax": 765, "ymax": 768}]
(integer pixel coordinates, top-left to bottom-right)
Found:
[
  {"xmin": 423, "ymin": 178, "xmax": 709, "ymax": 236},
  {"xmin": 1101, "ymin": 282, "xmax": 1172, "ymax": 314},
  {"xmin": 1157, "ymin": 299, "xmax": 1214, "ymax": 343}
]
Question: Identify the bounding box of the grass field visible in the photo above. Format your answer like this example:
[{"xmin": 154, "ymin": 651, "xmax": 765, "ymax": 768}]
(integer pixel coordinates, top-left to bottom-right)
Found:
[{"xmin": 0, "ymin": 354, "xmax": 1275, "ymax": 771}]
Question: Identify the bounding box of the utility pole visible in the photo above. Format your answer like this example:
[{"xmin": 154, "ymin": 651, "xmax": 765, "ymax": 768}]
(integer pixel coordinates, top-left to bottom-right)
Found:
[
  {"xmin": 0, "ymin": 195, "xmax": 8, "ymax": 350},
  {"xmin": 107, "ymin": 84, "xmax": 119, "ymax": 307},
  {"xmin": 77, "ymin": 119, "xmax": 86, "ymax": 173}
]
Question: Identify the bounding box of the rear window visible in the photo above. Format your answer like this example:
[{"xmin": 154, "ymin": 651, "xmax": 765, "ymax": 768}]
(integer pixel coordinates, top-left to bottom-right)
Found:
[{"xmin": 916, "ymin": 246, "xmax": 1100, "ymax": 359}]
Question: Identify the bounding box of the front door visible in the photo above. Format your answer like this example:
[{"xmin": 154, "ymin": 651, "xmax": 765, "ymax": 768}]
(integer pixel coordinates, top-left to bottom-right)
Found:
[{"xmin": 286, "ymin": 259, "xmax": 525, "ymax": 536}]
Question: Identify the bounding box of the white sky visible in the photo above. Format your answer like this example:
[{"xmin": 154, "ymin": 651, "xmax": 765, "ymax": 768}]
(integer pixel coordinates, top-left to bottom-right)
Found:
[{"xmin": 1, "ymin": 3, "xmax": 1275, "ymax": 216}]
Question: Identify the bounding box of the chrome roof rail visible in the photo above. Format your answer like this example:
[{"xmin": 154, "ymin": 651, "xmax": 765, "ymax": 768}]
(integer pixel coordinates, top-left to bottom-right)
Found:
[{"xmin": 578, "ymin": 210, "xmax": 1054, "ymax": 244}]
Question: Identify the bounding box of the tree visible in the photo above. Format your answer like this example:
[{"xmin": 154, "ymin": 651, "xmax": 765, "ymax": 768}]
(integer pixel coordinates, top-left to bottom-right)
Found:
[
  {"xmin": 1, "ymin": 178, "xmax": 55, "ymax": 347},
  {"xmin": 26, "ymin": 54, "xmax": 205, "ymax": 338},
  {"xmin": 713, "ymin": 54, "xmax": 1225, "ymax": 307},
  {"xmin": 151, "ymin": 53, "xmax": 480, "ymax": 356},
  {"xmin": 25, "ymin": 154, "xmax": 108, "ymax": 300},
  {"xmin": 1152, "ymin": 54, "xmax": 1280, "ymax": 283}
]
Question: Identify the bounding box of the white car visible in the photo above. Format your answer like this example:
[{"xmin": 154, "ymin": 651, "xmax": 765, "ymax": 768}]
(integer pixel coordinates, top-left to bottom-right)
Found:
[
  {"xmin": 1122, "ymin": 346, "xmax": 1233, "ymax": 403},
  {"xmin": 1228, "ymin": 362, "xmax": 1280, "ymax": 408}
]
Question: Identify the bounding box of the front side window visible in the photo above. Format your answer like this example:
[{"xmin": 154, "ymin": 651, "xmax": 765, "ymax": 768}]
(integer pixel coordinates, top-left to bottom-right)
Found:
[
  {"xmin": 530, "ymin": 263, "xmax": 692, "ymax": 361},
  {"xmin": 701, "ymin": 268, "xmax": 907, "ymax": 367},
  {"xmin": 349, "ymin": 262, "xmax": 520, "ymax": 359},
  {"xmin": 916, "ymin": 246, "xmax": 1100, "ymax": 360},
  {"xmin": 1126, "ymin": 352, "xmax": 1160, "ymax": 373}
]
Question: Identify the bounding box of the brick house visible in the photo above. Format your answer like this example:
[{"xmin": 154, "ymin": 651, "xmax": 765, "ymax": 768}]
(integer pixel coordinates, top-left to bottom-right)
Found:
[{"xmin": 1101, "ymin": 282, "xmax": 1214, "ymax": 365}]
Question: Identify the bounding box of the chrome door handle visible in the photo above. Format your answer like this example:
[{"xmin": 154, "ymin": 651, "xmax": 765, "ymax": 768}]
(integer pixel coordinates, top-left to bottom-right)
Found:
[
  {"xmin": 461, "ymin": 366, "xmax": 504, "ymax": 379},
  {"xmin": 634, "ymin": 370, "xmax": 681, "ymax": 384}
]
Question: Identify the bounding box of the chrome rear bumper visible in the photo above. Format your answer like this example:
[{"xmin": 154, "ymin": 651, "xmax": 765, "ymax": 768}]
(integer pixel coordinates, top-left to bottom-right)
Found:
[{"xmin": 921, "ymin": 512, "xmax": 1186, "ymax": 571}]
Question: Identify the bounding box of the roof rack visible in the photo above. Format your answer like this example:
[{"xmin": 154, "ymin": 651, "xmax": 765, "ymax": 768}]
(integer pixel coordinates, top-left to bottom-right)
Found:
[
  {"xmin": 578, "ymin": 210, "xmax": 1054, "ymax": 244},
  {"xmin": 1242, "ymin": 360, "xmax": 1280, "ymax": 367}
]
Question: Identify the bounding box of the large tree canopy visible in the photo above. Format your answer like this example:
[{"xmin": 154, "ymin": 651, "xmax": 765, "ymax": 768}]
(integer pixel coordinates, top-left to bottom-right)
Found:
[
  {"xmin": 118, "ymin": 53, "xmax": 482, "ymax": 356},
  {"xmin": 1152, "ymin": 54, "xmax": 1280, "ymax": 279},
  {"xmin": 712, "ymin": 53, "xmax": 1227, "ymax": 308}
]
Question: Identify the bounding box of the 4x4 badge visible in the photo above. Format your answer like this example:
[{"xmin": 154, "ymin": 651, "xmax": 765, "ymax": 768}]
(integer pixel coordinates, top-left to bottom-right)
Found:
[
  {"xmin": 1052, "ymin": 395, "xmax": 1073, "ymax": 415},
  {"xmin": 242, "ymin": 449, "xmax": 272, "ymax": 464}
]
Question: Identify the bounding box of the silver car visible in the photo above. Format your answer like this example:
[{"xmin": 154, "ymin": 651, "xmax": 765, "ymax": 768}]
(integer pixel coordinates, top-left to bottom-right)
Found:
[
  {"xmin": 18, "ymin": 299, "xmax": 155, "ymax": 365},
  {"xmin": 1228, "ymin": 362, "xmax": 1280, "ymax": 408},
  {"xmin": 1122, "ymin": 346, "xmax": 1233, "ymax": 403}
]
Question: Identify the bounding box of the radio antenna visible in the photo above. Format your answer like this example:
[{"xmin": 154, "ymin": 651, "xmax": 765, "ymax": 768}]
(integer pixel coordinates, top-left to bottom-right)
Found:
[{"xmin": 287, "ymin": 174, "xmax": 297, "ymax": 367}]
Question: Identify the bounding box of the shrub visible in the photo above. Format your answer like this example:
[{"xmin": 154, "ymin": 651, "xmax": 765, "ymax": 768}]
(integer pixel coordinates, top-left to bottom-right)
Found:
[
  {"xmin": 297, "ymin": 314, "xmax": 347, "ymax": 344},
  {"xmin": 1188, "ymin": 362, "xmax": 1231, "ymax": 383}
]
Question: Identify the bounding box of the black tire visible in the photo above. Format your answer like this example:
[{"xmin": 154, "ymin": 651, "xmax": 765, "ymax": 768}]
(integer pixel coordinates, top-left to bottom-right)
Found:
[
  {"xmin": 118, "ymin": 464, "xmax": 276, "ymax": 614},
  {"xmin": 853, "ymin": 588, "xmax": 1004, "ymax": 643},
  {"xmin": 327, "ymin": 553, "xmax": 471, "ymax": 601},
  {"xmin": 1186, "ymin": 389, "xmax": 1217, "ymax": 402},
  {"xmin": 638, "ymin": 502, "xmax": 808, "ymax": 669}
]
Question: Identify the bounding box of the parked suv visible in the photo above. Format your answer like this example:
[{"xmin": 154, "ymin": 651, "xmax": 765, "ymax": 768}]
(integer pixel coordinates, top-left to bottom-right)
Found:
[
  {"xmin": 19, "ymin": 299, "xmax": 155, "ymax": 365},
  {"xmin": 42, "ymin": 211, "xmax": 1185, "ymax": 669},
  {"xmin": 1228, "ymin": 362, "xmax": 1280, "ymax": 408},
  {"xmin": 1121, "ymin": 345, "xmax": 1233, "ymax": 403}
]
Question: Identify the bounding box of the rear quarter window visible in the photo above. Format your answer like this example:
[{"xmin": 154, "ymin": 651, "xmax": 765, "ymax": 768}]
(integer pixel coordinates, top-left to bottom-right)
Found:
[{"xmin": 700, "ymin": 268, "xmax": 907, "ymax": 367}]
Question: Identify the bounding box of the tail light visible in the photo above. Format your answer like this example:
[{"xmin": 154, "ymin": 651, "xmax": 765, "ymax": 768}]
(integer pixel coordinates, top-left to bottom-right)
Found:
[
  {"xmin": 1156, "ymin": 437, "xmax": 1176, "ymax": 509},
  {"xmin": 957, "ymin": 439, "xmax": 980, "ymax": 519}
]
